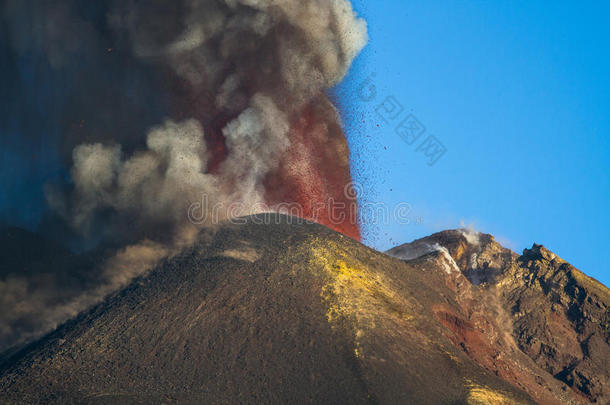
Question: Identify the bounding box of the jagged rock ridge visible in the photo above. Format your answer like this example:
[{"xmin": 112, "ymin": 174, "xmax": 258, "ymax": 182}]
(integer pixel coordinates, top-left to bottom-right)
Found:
[{"xmin": 388, "ymin": 229, "xmax": 609, "ymax": 404}]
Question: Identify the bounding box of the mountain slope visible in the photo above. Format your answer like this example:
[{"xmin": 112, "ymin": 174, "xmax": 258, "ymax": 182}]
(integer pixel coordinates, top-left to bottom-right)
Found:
[
  {"xmin": 0, "ymin": 227, "xmax": 107, "ymax": 353},
  {"xmin": 0, "ymin": 216, "xmax": 537, "ymax": 404},
  {"xmin": 388, "ymin": 230, "xmax": 609, "ymax": 404},
  {"xmin": 499, "ymin": 245, "xmax": 609, "ymax": 401}
]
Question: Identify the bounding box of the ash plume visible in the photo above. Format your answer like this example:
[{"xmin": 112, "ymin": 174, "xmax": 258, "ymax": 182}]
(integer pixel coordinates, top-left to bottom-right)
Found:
[
  {"xmin": 0, "ymin": 0, "xmax": 366, "ymax": 351},
  {"xmin": 45, "ymin": 0, "xmax": 367, "ymax": 242}
]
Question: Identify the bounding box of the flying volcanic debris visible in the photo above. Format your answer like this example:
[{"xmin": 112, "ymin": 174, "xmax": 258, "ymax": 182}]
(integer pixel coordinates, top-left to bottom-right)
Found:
[{"xmin": 44, "ymin": 0, "xmax": 368, "ymax": 243}]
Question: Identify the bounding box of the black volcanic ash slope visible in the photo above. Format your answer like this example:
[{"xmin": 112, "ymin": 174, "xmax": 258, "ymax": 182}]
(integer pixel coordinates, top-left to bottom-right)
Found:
[
  {"xmin": 0, "ymin": 215, "xmax": 535, "ymax": 404},
  {"xmin": 0, "ymin": 227, "xmax": 106, "ymax": 353}
]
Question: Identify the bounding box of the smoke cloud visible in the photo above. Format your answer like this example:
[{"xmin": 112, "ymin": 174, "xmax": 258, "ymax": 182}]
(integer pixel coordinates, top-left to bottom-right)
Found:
[
  {"xmin": 0, "ymin": 0, "xmax": 367, "ymax": 351},
  {"xmin": 42, "ymin": 0, "xmax": 367, "ymax": 242}
]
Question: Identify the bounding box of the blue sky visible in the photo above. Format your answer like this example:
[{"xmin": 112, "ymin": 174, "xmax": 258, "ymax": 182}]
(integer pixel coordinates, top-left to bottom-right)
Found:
[{"xmin": 335, "ymin": 0, "xmax": 610, "ymax": 286}]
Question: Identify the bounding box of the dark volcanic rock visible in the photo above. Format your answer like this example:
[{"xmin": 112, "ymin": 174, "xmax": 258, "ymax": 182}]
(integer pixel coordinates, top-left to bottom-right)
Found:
[
  {"xmin": 390, "ymin": 231, "xmax": 609, "ymax": 404},
  {"xmin": 499, "ymin": 244, "xmax": 609, "ymax": 402},
  {"xmin": 1, "ymin": 219, "xmax": 608, "ymax": 404},
  {"xmin": 387, "ymin": 229, "xmax": 517, "ymax": 285},
  {"xmin": 0, "ymin": 216, "xmax": 536, "ymax": 404}
]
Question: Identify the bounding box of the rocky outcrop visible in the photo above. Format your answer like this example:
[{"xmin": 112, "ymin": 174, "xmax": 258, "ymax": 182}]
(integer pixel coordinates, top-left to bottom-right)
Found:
[
  {"xmin": 499, "ymin": 245, "xmax": 609, "ymax": 402},
  {"xmin": 387, "ymin": 229, "xmax": 517, "ymax": 285},
  {"xmin": 390, "ymin": 231, "xmax": 609, "ymax": 404}
]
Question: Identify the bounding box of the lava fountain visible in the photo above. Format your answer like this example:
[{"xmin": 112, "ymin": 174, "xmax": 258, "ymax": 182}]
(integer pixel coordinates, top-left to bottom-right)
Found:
[{"xmin": 56, "ymin": 0, "xmax": 367, "ymax": 243}]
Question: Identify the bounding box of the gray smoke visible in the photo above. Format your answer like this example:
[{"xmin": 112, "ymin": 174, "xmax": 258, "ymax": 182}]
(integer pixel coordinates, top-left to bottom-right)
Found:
[
  {"xmin": 0, "ymin": 0, "xmax": 367, "ymax": 352},
  {"xmin": 49, "ymin": 0, "xmax": 367, "ymax": 240}
]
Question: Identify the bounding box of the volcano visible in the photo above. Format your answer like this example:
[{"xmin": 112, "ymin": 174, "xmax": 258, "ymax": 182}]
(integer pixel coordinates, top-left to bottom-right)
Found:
[{"xmin": 0, "ymin": 215, "xmax": 608, "ymax": 404}]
